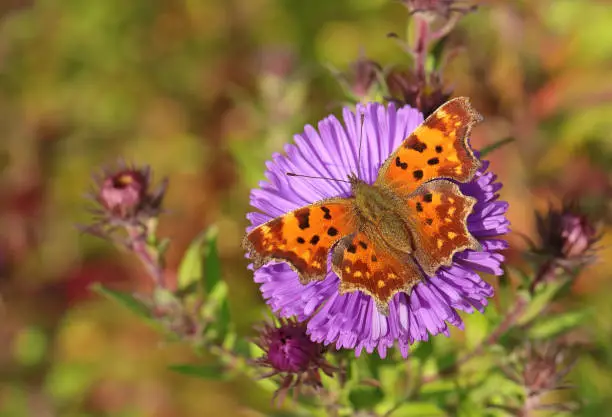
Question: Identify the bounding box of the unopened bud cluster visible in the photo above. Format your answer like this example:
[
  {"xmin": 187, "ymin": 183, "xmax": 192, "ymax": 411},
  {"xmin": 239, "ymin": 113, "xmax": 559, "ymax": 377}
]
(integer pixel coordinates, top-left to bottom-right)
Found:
[
  {"xmin": 252, "ymin": 318, "xmax": 336, "ymax": 404},
  {"xmin": 335, "ymin": 0, "xmax": 476, "ymax": 117}
]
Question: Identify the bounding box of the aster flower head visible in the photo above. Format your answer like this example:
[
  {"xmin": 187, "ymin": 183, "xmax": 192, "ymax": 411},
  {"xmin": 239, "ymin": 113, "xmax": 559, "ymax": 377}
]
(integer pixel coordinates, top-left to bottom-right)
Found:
[
  {"xmin": 246, "ymin": 101, "xmax": 509, "ymax": 358},
  {"xmin": 253, "ymin": 318, "xmax": 336, "ymax": 404}
]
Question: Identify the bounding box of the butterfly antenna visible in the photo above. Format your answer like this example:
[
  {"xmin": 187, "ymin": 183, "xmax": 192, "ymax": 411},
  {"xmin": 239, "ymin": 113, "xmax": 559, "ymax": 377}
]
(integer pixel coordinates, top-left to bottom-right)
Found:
[
  {"xmin": 356, "ymin": 111, "xmax": 365, "ymax": 179},
  {"xmin": 286, "ymin": 172, "xmax": 351, "ymax": 184}
]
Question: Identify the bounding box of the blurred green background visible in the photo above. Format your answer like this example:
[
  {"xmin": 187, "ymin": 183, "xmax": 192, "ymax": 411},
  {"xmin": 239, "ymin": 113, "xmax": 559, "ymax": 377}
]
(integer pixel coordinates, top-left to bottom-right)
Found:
[{"xmin": 1, "ymin": 0, "xmax": 611, "ymax": 416}]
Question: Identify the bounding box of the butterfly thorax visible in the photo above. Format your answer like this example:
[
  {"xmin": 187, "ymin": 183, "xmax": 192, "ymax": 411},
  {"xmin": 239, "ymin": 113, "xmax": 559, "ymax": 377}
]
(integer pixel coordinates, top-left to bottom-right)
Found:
[{"xmin": 349, "ymin": 177, "xmax": 415, "ymax": 255}]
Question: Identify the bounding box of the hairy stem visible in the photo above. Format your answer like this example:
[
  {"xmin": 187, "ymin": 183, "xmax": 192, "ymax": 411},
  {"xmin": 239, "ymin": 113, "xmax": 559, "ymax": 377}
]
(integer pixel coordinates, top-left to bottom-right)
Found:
[
  {"xmin": 126, "ymin": 225, "xmax": 166, "ymax": 289},
  {"xmin": 413, "ymin": 16, "xmax": 430, "ymax": 82}
]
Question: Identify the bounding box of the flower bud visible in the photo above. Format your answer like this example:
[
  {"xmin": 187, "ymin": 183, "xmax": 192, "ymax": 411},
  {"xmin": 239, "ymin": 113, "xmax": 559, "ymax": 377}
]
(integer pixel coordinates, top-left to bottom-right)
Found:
[
  {"xmin": 402, "ymin": 0, "xmax": 476, "ymax": 18},
  {"xmin": 252, "ymin": 318, "xmax": 336, "ymax": 404},
  {"xmin": 535, "ymin": 202, "xmax": 599, "ymax": 263},
  {"xmin": 99, "ymin": 170, "xmax": 147, "ymax": 217},
  {"xmin": 90, "ymin": 162, "xmax": 167, "ymax": 223},
  {"xmin": 559, "ymin": 212, "xmax": 597, "ymax": 259},
  {"xmin": 502, "ymin": 342, "xmax": 578, "ymax": 414},
  {"xmin": 386, "ymin": 69, "xmax": 451, "ymax": 117},
  {"xmin": 349, "ymin": 57, "xmax": 382, "ymax": 100}
]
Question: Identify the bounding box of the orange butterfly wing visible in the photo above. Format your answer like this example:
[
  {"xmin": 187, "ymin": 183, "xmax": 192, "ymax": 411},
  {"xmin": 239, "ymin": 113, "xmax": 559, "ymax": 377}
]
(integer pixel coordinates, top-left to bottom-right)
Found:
[
  {"xmin": 403, "ymin": 180, "xmax": 481, "ymax": 276},
  {"xmin": 375, "ymin": 97, "xmax": 483, "ymax": 195},
  {"xmin": 243, "ymin": 199, "xmax": 355, "ymax": 284},
  {"xmin": 331, "ymin": 232, "xmax": 422, "ymax": 314},
  {"xmin": 375, "ymin": 97, "xmax": 483, "ymax": 278}
]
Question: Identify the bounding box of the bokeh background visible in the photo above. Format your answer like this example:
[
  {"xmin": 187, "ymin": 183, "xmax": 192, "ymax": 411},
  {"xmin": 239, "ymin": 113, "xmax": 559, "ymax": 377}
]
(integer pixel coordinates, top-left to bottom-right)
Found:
[{"xmin": 1, "ymin": 0, "xmax": 611, "ymax": 416}]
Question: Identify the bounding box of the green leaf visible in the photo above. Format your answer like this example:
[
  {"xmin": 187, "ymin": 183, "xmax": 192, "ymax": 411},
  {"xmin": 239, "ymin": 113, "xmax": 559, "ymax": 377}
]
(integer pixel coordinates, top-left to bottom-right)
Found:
[
  {"xmin": 202, "ymin": 281, "xmax": 231, "ymax": 341},
  {"xmin": 176, "ymin": 225, "xmax": 220, "ymax": 295},
  {"xmin": 153, "ymin": 287, "xmax": 180, "ymax": 308},
  {"xmin": 12, "ymin": 326, "xmax": 47, "ymax": 366},
  {"xmin": 412, "ymin": 340, "xmax": 434, "ymax": 361},
  {"xmin": 249, "ymin": 341, "xmax": 265, "ymax": 358},
  {"xmin": 388, "ymin": 402, "xmax": 447, "ymax": 417},
  {"xmin": 469, "ymin": 370, "xmax": 523, "ymax": 403},
  {"xmin": 349, "ymin": 386, "xmax": 384, "ymax": 410},
  {"xmin": 479, "ymin": 137, "xmax": 515, "ymax": 157},
  {"xmin": 176, "ymin": 231, "xmax": 207, "ymax": 291},
  {"xmin": 430, "ymin": 35, "xmax": 449, "ymax": 70},
  {"xmin": 365, "ymin": 352, "xmax": 388, "ymax": 378},
  {"xmin": 157, "ymin": 238, "xmax": 171, "ymax": 258},
  {"xmin": 377, "ymin": 365, "xmax": 401, "ymax": 405},
  {"xmin": 496, "ymin": 264, "xmax": 514, "ymax": 312},
  {"xmin": 90, "ymin": 283, "xmax": 150, "ymax": 319},
  {"xmin": 203, "ymin": 225, "xmax": 221, "ymax": 293},
  {"xmin": 517, "ymin": 281, "xmax": 565, "ymax": 326},
  {"xmin": 420, "ymin": 379, "xmax": 457, "ymax": 404},
  {"xmin": 435, "ymin": 350, "xmax": 457, "ymax": 373},
  {"xmin": 528, "ymin": 309, "xmax": 591, "ymax": 339},
  {"xmin": 464, "ymin": 312, "xmax": 489, "ymax": 350},
  {"xmin": 168, "ymin": 363, "xmax": 227, "ymax": 380},
  {"xmin": 231, "ymin": 337, "xmax": 252, "ymax": 359}
]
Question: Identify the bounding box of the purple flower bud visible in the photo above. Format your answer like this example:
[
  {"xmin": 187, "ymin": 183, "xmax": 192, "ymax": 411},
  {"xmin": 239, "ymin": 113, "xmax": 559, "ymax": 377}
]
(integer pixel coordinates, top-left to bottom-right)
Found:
[
  {"xmin": 402, "ymin": 0, "xmax": 476, "ymax": 17},
  {"xmin": 531, "ymin": 202, "xmax": 599, "ymax": 292},
  {"xmin": 99, "ymin": 170, "xmax": 148, "ymax": 217},
  {"xmin": 502, "ymin": 342, "xmax": 578, "ymax": 414},
  {"xmin": 386, "ymin": 69, "xmax": 452, "ymax": 118},
  {"xmin": 349, "ymin": 56, "xmax": 382, "ymax": 99},
  {"xmin": 252, "ymin": 318, "xmax": 336, "ymax": 404},
  {"xmin": 266, "ymin": 322, "xmax": 318, "ymax": 373},
  {"xmin": 522, "ymin": 345, "xmax": 564, "ymax": 394},
  {"xmin": 89, "ymin": 162, "xmax": 168, "ymax": 224},
  {"xmin": 535, "ymin": 202, "xmax": 599, "ymax": 263},
  {"xmin": 559, "ymin": 213, "xmax": 597, "ymax": 259}
]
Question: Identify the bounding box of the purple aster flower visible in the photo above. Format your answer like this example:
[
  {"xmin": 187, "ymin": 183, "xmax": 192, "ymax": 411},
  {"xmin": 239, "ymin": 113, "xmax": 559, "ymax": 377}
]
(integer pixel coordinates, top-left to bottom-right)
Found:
[{"xmin": 246, "ymin": 101, "xmax": 509, "ymax": 358}]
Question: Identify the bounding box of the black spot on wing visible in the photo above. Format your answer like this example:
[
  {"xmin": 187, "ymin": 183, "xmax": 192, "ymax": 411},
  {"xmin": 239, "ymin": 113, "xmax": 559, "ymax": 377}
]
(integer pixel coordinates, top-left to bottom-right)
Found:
[
  {"xmin": 405, "ymin": 136, "xmax": 427, "ymax": 153},
  {"xmin": 295, "ymin": 208, "xmax": 310, "ymax": 230},
  {"xmin": 395, "ymin": 156, "xmax": 408, "ymax": 170},
  {"xmin": 320, "ymin": 206, "xmax": 332, "ymax": 220}
]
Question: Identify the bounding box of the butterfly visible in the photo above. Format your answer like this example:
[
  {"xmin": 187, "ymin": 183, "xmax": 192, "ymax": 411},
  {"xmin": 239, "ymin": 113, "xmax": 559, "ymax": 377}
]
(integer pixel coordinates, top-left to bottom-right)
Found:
[{"xmin": 243, "ymin": 97, "xmax": 483, "ymax": 315}]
